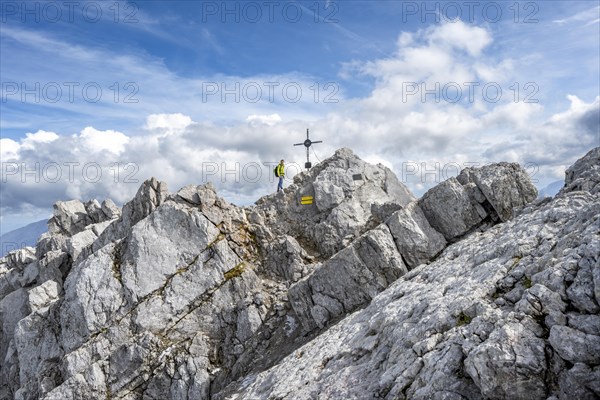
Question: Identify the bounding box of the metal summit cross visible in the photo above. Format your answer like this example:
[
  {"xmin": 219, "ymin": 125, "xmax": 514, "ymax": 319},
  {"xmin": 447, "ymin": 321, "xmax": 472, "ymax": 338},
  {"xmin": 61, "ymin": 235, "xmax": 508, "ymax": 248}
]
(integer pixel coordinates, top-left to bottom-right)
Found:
[{"xmin": 293, "ymin": 129, "xmax": 323, "ymax": 169}]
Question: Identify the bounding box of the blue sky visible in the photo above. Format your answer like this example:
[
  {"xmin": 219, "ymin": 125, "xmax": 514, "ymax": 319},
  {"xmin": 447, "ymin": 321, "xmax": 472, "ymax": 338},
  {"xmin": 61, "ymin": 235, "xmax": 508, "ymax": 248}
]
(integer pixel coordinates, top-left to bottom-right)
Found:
[{"xmin": 1, "ymin": 0, "xmax": 599, "ymax": 234}]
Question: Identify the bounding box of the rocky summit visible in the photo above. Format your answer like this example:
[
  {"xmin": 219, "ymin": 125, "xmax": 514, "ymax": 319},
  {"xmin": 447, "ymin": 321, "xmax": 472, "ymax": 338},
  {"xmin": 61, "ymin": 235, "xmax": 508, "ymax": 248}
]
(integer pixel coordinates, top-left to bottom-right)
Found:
[{"xmin": 0, "ymin": 147, "xmax": 598, "ymax": 400}]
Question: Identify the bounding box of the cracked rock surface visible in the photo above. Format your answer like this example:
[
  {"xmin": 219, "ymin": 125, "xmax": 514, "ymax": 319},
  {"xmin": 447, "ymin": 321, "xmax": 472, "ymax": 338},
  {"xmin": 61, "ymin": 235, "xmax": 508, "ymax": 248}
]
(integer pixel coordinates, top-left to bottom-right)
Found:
[{"xmin": 1, "ymin": 147, "xmax": 597, "ymax": 400}]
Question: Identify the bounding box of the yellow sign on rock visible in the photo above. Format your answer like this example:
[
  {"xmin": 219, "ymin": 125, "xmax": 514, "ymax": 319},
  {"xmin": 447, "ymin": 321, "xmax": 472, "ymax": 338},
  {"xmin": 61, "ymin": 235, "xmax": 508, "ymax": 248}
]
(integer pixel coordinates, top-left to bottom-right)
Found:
[{"xmin": 300, "ymin": 196, "xmax": 313, "ymax": 205}]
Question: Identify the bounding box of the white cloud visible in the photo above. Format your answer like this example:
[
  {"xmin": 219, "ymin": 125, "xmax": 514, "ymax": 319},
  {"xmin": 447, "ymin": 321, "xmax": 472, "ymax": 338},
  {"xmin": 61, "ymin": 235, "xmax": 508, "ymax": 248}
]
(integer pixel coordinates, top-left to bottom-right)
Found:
[
  {"xmin": 426, "ymin": 20, "xmax": 492, "ymax": 57},
  {"xmin": 144, "ymin": 113, "xmax": 193, "ymax": 135},
  {"xmin": 246, "ymin": 114, "xmax": 282, "ymax": 126},
  {"xmin": 482, "ymin": 102, "xmax": 544, "ymax": 129},
  {"xmin": 549, "ymin": 95, "xmax": 599, "ymax": 126},
  {"xmin": 78, "ymin": 127, "xmax": 130, "ymax": 154},
  {"xmin": 1, "ymin": 130, "xmax": 59, "ymax": 161},
  {"xmin": 362, "ymin": 154, "xmax": 394, "ymax": 170},
  {"xmin": 358, "ymin": 21, "xmax": 498, "ymax": 121},
  {"xmin": 397, "ymin": 32, "xmax": 413, "ymax": 47},
  {"xmin": 1, "ymin": 138, "xmax": 20, "ymax": 160},
  {"xmin": 21, "ymin": 130, "xmax": 59, "ymax": 150},
  {"xmin": 473, "ymin": 59, "xmax": 514, "ymax": 83}
]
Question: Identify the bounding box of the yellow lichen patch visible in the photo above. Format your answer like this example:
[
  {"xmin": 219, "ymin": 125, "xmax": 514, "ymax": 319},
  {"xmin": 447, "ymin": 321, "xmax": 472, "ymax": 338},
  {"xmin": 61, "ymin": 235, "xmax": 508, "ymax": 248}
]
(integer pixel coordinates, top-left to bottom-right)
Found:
[{"xmin": 224, "ymin": 262, "xmax": 246, "ymax": 281}]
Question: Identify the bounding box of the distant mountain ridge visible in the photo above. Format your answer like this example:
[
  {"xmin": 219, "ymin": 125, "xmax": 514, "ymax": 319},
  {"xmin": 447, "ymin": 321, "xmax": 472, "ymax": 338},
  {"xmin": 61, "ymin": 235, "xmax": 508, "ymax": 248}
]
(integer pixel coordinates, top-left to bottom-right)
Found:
[
  {"xmin": 538, "ymin": 180, "xmax": 564, "ymax": 198},
  {"xmin": 0, "ymin": 219, "xmax": 47, "ymax": 257}
]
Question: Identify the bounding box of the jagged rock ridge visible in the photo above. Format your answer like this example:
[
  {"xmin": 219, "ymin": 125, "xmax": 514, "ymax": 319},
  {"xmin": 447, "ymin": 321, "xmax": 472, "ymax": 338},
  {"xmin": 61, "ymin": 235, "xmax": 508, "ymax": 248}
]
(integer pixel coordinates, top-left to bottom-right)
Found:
[{"xmin": 0, "ymin": 147, "xmax": 597, "ymax": 400}]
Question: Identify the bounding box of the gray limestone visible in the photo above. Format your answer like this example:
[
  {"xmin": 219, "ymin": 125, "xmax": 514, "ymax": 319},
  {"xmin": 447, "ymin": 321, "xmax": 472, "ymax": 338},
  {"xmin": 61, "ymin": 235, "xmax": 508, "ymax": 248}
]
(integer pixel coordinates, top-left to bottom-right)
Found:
[{"xmin": 0, "ymin": 146, "xmax": 597, "ymax": 400}]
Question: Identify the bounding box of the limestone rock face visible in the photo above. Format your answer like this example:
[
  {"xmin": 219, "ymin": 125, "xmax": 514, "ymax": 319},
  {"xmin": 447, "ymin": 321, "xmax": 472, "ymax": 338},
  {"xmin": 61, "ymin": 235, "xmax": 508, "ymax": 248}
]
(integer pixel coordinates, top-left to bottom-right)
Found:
[
  {"xmin": 1, "ymin": 146, "xmax": 597, "ymax": 400},
  {"xmin": 560, "ymin": 146, "xmax": 600, "ymax": 195}
]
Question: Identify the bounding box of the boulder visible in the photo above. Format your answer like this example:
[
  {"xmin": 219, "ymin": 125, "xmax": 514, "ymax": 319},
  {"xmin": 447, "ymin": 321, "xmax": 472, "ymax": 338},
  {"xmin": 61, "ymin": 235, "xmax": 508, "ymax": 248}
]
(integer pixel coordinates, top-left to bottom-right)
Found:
[
  {"xmin": 101, "ymin": 199, "xmax": 121, "ymax": 219},
  {"xmin": 48, "ymin": 200, "xmax": 92, "ymax": 236},
  {"xmin": 458, "ymin": 162, "xmax": 538, "ymax": 222},
  {"xmin": 386, "ymin": 201, "xmax": 447, "ymax": 269},
  {"xmin": 419, "ymin": 177, "xmax": 485, "ymax": 241},
  {"xmin": 84, "ymin": 199, "xmax": 104, "ymax": 223},
  {"xmin": 6, "ymin": 247, "xmax": 36, "ymax": 271}
]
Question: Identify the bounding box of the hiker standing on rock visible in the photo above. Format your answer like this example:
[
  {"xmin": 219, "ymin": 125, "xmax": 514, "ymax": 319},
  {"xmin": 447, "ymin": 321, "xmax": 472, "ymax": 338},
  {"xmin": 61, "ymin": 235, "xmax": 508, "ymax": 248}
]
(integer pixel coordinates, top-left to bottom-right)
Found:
[{"xmin": 275, "ymin": 159, "xmax": 285, "ymax": 192}]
